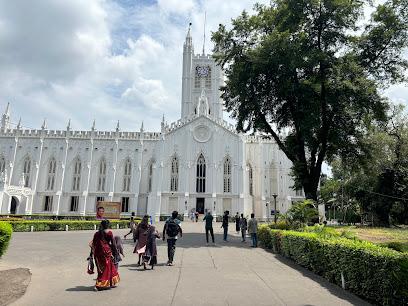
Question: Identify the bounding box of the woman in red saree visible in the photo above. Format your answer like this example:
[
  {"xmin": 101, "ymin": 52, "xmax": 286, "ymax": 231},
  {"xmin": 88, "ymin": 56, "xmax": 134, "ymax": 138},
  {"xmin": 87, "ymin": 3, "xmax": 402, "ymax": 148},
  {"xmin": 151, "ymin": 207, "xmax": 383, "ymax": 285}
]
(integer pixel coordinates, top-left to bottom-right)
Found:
[{"xmin": 91, "ymin": 220, "xmax": 120, "ymax": 290}]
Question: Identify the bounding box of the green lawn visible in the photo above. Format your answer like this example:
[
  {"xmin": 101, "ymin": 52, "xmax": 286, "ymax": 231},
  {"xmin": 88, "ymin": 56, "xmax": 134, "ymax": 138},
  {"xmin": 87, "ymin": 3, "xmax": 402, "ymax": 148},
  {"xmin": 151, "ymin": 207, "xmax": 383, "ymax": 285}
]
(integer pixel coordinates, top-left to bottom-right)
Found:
[{"xmin": 334, "ymin": 226, "xmax": 408, "ymax": 252}]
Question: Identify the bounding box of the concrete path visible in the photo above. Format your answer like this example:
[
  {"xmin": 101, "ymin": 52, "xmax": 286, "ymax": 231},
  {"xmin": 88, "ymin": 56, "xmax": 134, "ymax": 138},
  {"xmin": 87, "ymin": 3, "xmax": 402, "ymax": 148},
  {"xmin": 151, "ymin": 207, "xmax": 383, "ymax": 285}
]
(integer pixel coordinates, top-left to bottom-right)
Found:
[{"xmin": 0, "ymin": 221, "xmax": 369, "ymax": 306}]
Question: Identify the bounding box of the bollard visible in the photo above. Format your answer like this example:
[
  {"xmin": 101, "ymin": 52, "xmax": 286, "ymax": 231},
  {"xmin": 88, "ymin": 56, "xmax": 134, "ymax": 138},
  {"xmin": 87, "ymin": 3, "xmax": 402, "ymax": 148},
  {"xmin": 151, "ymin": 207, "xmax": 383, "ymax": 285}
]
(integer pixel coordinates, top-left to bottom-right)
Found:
[
  {"xmin": 94, "ymin": 224, "xmax": 97, "ymax": 230},
  {"xmin": 65, "ymin": 224, "xmax": 69, "ymax": 232},
  {"xmin": 116, "ymin": 224, "xmax": 119, "ymax": 229},
  {"xmin": 341, "ymin": 271, "xmax": 345, "ymax": 289},
  {"xmin": 30, "ymin": 225, "xmax": 34, "ymax": 232}
]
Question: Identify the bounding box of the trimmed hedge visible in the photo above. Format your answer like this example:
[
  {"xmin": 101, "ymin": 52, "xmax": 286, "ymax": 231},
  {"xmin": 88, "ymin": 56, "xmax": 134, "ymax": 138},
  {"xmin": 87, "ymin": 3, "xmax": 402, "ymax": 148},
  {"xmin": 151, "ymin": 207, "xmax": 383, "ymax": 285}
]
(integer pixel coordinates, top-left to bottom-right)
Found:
[
  {"xmin": 258, "ymin": 225, "xmax": 408, "ymax": 306},
  {"xmin": 8, "ymin": 220, "xmax": 133, "ymax": 232},
  {"xmin": 0, "ymin": 222, "xmax": 13, "ymax": 257}
]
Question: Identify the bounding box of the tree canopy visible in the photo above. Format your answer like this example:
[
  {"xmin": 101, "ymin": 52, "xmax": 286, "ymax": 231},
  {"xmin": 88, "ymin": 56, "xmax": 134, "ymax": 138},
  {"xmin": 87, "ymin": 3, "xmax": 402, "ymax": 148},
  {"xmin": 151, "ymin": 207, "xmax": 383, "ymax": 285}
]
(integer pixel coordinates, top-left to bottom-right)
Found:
[{"xmin": 212, "ymin": 0, "xmax": 408, "ymax": 200}]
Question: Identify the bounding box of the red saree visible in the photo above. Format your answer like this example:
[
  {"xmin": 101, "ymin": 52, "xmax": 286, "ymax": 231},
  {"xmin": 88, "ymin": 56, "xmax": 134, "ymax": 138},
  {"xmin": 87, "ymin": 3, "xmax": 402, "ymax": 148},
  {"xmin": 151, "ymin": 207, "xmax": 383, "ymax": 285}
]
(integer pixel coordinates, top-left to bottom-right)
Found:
[{"xmin": 92, "ymin": 230, "xmax": 120, "ymax": 289}]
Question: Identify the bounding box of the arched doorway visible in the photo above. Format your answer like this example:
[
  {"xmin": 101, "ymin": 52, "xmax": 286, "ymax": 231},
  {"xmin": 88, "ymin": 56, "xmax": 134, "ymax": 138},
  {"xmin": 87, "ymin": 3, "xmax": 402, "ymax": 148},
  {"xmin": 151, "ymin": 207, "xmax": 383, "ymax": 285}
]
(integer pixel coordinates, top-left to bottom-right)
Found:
[{"xmin": 10, "ymin": 197, "xmax": 18, "ymax": 214}]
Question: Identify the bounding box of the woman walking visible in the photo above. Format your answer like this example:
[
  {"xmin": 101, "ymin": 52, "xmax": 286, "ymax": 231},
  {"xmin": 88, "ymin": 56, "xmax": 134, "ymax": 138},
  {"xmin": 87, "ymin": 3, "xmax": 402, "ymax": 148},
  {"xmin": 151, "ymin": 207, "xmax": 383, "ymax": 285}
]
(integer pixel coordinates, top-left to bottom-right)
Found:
[
  {"xmin": 134, "ymin": 215, "xmax": 158, "ymax": 269},
  {"xmin": 144, "ymin": 224, "xmax": 160, "ymax": 269},
  {"xmin": 90, "ymin": 220, "xmax": 120, "ymax": 291},
  {"xmin": 235, "ymin": 212, "xmax": 240, "ymax": 233}
]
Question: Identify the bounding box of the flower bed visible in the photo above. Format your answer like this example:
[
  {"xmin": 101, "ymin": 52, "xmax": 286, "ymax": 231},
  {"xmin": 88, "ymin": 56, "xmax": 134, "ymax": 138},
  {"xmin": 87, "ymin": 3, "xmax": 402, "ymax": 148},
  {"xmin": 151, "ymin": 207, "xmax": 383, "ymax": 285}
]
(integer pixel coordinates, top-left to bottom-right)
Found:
[
  {"xmin": 0, "ymin": 222, "xmax": 13, "ymax": 257},
  {"xmin": 258, "ymin": 225, "xmax": 408, "ymax": 306}
]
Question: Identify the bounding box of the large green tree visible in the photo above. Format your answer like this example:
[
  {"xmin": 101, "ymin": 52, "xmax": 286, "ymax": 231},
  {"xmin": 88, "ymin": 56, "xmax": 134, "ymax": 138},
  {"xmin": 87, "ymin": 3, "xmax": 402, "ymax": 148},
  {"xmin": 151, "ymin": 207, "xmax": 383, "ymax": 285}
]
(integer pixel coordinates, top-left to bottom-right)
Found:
[
  {"xmin": 212, "ymin": 0, "xmax": 408, "ymax": 200},
  {"xmin": 331, "ymin": 105, "xmax": 408, "ymax": 226}
]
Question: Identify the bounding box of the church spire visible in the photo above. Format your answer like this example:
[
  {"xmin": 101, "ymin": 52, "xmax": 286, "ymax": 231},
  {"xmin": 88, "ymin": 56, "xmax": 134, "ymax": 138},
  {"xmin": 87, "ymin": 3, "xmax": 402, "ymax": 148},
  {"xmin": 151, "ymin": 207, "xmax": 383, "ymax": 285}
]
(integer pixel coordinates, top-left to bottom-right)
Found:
[
  {"xmin": 185, "ymin": 22, "xmax": 193, "ymax": 47},
  {"xmin": 4, "ymin": 102, "xmax": 10, "ymax": 116},
  {"xmin": 66, "ymin": 119, "xmax": 71, "ymax": 131},
  {"xmin": 41, "ymin": 118, "xmax": 47, "ymax": 130},
  {"xmin": 1, "ymin": 102, "xmax": 11, "ymax": 130},
  {"xmin": 140, "ymin": 121, "xmax": 144, "ymax": 133},
  {"xmin": 202, "ymin": 12, "xmax": 206, "ymax": 55}
]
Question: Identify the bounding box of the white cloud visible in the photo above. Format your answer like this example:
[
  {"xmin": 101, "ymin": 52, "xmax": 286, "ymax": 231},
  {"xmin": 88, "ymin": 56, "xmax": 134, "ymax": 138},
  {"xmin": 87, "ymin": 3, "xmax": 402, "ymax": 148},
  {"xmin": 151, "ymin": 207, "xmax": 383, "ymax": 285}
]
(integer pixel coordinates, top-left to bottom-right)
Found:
[{"xmin": 0, "ymin": 0, "xmax": 405, "ymax": 133}]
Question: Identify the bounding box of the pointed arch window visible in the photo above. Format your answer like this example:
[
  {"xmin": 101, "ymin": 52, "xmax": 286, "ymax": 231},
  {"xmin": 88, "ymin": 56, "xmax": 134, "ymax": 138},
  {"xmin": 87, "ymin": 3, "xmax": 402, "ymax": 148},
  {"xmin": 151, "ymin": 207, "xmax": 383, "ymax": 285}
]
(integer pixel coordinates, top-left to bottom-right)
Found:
[
  {"xmin": 248, "ymin": 163, "xmax": 253, "ymax": 196},
  {"xmin": 196, "ymin": 154, "xmax": 206, "ymax": 193},
  {"xmin": 123, "ymin": 158, "xmax": 131, "ymax": 192},
  {"xmin": 46, "ymin": 158, "xmax": 57, "ymax": 190},
  {"xmin": 0, "ymin": 156, "xmax": 5, "ymax": 174},
  {"xmin": 97, "ymin": 159, "xmax": 107, "ymax": 191},
  {"xmin": 23, "ymin": 156, "xmax": 31, "ymax": 187},
  {"xmin": 170, "ymin": 156, "xmax": 179, "ymax": 192},
  {"xmin": 223, "ymin": 156, "xmax": 231, "ymax": 193},
  {"xmin": 148, "ymin": 161, "xmax": 153, "ymax": 193},
  {"xmin": 72, "ymin": 158, "xmax": 81, "ymax": 191}
]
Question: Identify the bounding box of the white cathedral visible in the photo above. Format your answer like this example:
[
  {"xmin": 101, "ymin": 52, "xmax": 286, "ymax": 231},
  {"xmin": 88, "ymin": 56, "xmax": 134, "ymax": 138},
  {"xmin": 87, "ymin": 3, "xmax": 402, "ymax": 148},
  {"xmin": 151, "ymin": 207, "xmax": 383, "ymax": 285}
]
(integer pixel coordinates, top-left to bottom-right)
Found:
[{"xmin": 0, "ymin": 27, "xmax": 304, "ymax": 220}]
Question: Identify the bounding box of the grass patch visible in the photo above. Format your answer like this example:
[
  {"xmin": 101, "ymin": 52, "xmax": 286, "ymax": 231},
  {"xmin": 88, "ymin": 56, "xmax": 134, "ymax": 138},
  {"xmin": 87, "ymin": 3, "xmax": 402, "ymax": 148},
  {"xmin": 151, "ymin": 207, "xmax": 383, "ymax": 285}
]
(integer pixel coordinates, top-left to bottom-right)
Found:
[{"xmin": 334, "ymin": 226, "xmax": 408, "ymax": 252}]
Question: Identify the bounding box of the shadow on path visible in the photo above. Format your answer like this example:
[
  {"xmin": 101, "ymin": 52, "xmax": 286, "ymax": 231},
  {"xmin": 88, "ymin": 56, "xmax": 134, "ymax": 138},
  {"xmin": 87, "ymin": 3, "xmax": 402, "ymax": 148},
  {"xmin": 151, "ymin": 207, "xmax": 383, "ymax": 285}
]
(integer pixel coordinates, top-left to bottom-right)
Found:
[{"xmin": 66, "ymin": 286, "xmax": 95, "ymax": 292}]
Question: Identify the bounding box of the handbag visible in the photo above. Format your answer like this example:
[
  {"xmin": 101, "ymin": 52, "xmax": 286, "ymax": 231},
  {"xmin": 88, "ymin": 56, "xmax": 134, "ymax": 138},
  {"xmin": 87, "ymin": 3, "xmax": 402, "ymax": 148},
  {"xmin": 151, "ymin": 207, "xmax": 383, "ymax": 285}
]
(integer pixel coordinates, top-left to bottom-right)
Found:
[{"xmin": 86, "ymin": 251, "xmax": 95, "ymax": 274}]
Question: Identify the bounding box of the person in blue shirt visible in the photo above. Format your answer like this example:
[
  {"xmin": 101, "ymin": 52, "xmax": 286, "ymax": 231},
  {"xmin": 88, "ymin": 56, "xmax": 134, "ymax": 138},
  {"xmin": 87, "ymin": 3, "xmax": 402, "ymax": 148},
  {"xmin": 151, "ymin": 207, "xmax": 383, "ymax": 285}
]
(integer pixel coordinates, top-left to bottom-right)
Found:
[{"xmin": 162, "ymin": 211, "xmax": 182, "ymax": 266}]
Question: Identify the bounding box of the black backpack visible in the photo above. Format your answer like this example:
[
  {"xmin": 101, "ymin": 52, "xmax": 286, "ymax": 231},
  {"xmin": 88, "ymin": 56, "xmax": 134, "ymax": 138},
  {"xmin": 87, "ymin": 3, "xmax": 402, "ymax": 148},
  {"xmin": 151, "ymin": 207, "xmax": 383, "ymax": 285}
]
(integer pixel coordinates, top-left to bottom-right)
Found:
[{"xmin": 166, "ymin": 219, "xmax": 180, "ymax": 237}]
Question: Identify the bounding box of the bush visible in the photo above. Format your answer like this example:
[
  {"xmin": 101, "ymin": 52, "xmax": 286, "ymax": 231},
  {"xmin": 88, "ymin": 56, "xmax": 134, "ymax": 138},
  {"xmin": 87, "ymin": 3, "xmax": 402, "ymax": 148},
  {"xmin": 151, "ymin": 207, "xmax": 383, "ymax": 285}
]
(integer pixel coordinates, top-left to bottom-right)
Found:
[
  {"xmin": 8, "ymin": 220, "xmax": 134, "ymax": 232},
  {"xmin": 258, "ymin": 225, "xmax": 408, "ymax": 305},
  {"xmin": 268, "ymin": 221, "xmax": 292, "ymax": 230},
  {"xmin": 0, "ymin": 222, "xmax": 13, "ymax": 257}
]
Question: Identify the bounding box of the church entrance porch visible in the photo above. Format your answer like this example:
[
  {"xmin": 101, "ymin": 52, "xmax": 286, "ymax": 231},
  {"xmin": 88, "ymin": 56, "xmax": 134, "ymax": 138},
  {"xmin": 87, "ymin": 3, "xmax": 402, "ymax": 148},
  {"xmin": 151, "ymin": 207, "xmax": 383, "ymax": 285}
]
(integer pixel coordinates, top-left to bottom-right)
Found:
[
  {"xmin": 10, "ymin": 196, "xmax": 19, "ymax": 214},
  {"xmin": 196, "ymin": 197, "xmax": 205, "ymax": 214}
]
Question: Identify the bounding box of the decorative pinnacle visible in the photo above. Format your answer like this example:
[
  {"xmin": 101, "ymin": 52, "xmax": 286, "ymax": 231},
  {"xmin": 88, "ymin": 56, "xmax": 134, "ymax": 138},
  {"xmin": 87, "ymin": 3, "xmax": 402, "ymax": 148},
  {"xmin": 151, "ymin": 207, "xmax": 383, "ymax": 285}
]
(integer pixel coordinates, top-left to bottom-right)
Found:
[
  {"xmin": 17, "ymin": 118, "xmax": 22, "ymax": 129},
  {"xmin": 4, "ymin": 102, "xmax": 10, "ymax": 116},
  {"xmin": 41, "ymin": 119, "xmax": 47, "ymax": 130},
  {"xmin": 91, "ymin": 119, "xmax": 96, "ymax": 131},
  {"xmin": 66, "ymin": 119, "xmax": 71, "ymax": 131},
  {"xmin": 116, "ymin": 120, "xmax": 120, "ymax": 132},
  {"xmin": 140, "ymin": 121, "xmax": 144, "ymax": 133}
]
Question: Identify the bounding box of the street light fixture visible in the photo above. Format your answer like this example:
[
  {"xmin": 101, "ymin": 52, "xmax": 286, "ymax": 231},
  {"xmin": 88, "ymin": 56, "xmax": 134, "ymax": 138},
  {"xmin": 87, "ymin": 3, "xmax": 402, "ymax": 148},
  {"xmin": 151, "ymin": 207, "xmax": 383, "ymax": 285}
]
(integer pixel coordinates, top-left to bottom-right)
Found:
[{"xmin": 272, "ymin": 193, "xmax": 278, "ymax": 223}]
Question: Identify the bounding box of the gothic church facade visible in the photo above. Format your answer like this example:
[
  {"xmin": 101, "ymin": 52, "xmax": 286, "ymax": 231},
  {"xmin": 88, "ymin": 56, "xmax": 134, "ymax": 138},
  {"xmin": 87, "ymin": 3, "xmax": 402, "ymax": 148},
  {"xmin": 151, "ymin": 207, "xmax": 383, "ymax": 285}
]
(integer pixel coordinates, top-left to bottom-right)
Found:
[{"xmin": 0, "ymin": 27, "xmax": 304, "ymax": 219}]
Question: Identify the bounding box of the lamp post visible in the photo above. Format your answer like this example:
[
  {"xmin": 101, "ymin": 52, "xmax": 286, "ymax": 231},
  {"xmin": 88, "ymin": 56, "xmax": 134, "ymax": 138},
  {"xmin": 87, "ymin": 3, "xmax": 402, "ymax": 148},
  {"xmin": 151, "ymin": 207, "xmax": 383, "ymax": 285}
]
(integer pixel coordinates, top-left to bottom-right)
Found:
[
  {"xmin": 272, "ymin": 193, "xmax": 278, "ymax": 223},
  {"xmin": 266, "ymin": 202, "xmax": 270, "ymax": 222}
]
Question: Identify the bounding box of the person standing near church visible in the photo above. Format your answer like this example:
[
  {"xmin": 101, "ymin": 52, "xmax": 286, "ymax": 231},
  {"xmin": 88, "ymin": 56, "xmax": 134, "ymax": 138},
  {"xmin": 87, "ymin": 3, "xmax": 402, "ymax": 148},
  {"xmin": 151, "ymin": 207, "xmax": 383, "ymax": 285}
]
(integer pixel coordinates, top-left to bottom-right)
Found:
[
  {"xmin": 235, "ymin": 212, "xmax": 240, "ymax": 233},
  {"xmin": 247, "ymin": 213, "xmax": 258, "ymax": 247},
  {"xmin": 203, "ymin": 211, "xmax": 215, "ymax": 244},
  {"xmin": 239, "ymin": 213, "xmax": 247, "ymax": 242},
  {"xmin": 221, "ymin": 211, "xmax": 229, "ymax": 241},
  {"xmin": 163, "ymin": 211, "xmax": 182, "ymax": 266}
]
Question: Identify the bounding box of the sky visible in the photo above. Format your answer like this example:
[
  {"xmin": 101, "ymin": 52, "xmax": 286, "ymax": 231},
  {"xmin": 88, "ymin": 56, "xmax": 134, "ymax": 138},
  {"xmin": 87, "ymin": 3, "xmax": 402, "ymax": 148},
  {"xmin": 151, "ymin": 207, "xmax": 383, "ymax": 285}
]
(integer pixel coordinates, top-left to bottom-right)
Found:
[{"xmin": 0, "ymin": 0, "xmax": 406, "ymax": 133}]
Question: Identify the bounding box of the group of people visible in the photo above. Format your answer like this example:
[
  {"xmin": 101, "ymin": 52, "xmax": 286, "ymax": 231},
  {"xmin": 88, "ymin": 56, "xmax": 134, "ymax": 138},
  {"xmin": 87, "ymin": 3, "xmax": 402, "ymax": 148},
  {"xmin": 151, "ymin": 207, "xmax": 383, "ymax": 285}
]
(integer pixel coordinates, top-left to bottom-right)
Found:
[
  {"xmin": 88, "ymin": 211, "xmax": 182, "ymax": 291},
  {"xmin": 88, "ymin": 209, "xmax": 258, "ymax": 291},
  {"xmin": 201, "ymin": 210, "xmax": 258, "ymax": 247}
]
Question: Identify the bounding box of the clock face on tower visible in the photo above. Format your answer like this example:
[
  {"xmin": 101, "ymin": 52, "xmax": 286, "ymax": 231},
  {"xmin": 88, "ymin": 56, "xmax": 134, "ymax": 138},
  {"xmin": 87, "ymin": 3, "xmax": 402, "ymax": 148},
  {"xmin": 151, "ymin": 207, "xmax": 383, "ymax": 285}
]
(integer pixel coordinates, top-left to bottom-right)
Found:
[{"xmin": 196, "ymin": 65, "xmax": 210, "ymax": 77}]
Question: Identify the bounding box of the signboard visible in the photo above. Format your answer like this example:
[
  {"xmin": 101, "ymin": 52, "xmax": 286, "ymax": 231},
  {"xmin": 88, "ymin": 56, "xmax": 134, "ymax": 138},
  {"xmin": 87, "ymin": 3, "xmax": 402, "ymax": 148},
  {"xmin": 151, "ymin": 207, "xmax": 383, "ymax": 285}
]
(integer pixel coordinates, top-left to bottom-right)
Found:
[{"xmin": 96, "ymin": 201, "xmax": 121, "ymax": 219}]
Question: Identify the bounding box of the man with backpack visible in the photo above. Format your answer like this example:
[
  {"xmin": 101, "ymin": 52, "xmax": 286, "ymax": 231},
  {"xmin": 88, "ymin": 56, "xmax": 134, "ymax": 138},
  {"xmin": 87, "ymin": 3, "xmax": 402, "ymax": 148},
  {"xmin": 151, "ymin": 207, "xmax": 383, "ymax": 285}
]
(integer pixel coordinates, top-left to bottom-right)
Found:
[{"xmin": 163, "ymin": 211, "xmax": 182, "ymax": 266}]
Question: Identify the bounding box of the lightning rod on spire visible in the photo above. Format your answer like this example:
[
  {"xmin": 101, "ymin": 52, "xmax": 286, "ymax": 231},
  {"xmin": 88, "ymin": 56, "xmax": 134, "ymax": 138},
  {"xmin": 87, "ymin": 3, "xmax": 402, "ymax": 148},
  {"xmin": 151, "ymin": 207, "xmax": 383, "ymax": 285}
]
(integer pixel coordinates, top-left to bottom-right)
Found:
[{"xmin": 202, "ymin": 11, "xmax": 206, "ymax": 55}]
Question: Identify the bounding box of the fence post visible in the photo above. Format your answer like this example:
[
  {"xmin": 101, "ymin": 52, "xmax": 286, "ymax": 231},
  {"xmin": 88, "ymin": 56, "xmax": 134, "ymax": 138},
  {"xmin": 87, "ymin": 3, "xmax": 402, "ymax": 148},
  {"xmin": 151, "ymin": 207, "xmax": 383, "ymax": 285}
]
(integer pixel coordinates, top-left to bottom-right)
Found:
[
  {"xmin": 30, "ymin": 225, "xmax": 34, "ymax": 232},
  {"xmin": 65, "ymin": 224, "xmax": 69, "ymax": 232},
  {"xmin": 341, "ymin": 271, "xmax": 346, "ymax": 289}
]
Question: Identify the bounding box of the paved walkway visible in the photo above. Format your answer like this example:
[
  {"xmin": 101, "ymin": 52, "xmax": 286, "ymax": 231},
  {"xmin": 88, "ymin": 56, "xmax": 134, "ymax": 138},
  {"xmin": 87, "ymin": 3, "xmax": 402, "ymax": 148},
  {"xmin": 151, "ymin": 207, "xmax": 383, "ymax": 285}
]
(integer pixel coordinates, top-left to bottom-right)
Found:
[{"xmin": 0, "ymin": 221, "xmax": 369, "ymax": 306}]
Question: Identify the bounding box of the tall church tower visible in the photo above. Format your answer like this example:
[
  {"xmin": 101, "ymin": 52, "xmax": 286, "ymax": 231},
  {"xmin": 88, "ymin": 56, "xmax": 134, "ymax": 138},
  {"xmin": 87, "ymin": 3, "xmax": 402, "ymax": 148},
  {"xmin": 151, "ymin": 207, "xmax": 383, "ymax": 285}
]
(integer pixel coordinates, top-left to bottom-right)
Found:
[{"xmin": 180, "ymin": 25, "xmax": 223, "ymax": 120}]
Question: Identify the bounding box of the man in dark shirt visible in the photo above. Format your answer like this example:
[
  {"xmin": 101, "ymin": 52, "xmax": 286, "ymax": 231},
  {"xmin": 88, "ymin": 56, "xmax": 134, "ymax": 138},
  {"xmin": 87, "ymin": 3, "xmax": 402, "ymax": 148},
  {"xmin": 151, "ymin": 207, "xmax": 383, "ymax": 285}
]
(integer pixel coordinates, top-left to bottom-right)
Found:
[
  {"xmin": 221, "ymin": 210, "xmax": 229, "ymax": 242},
  {"xmin": 203, "ymin": 211, "xmax": 215, "ymax": 244}
]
